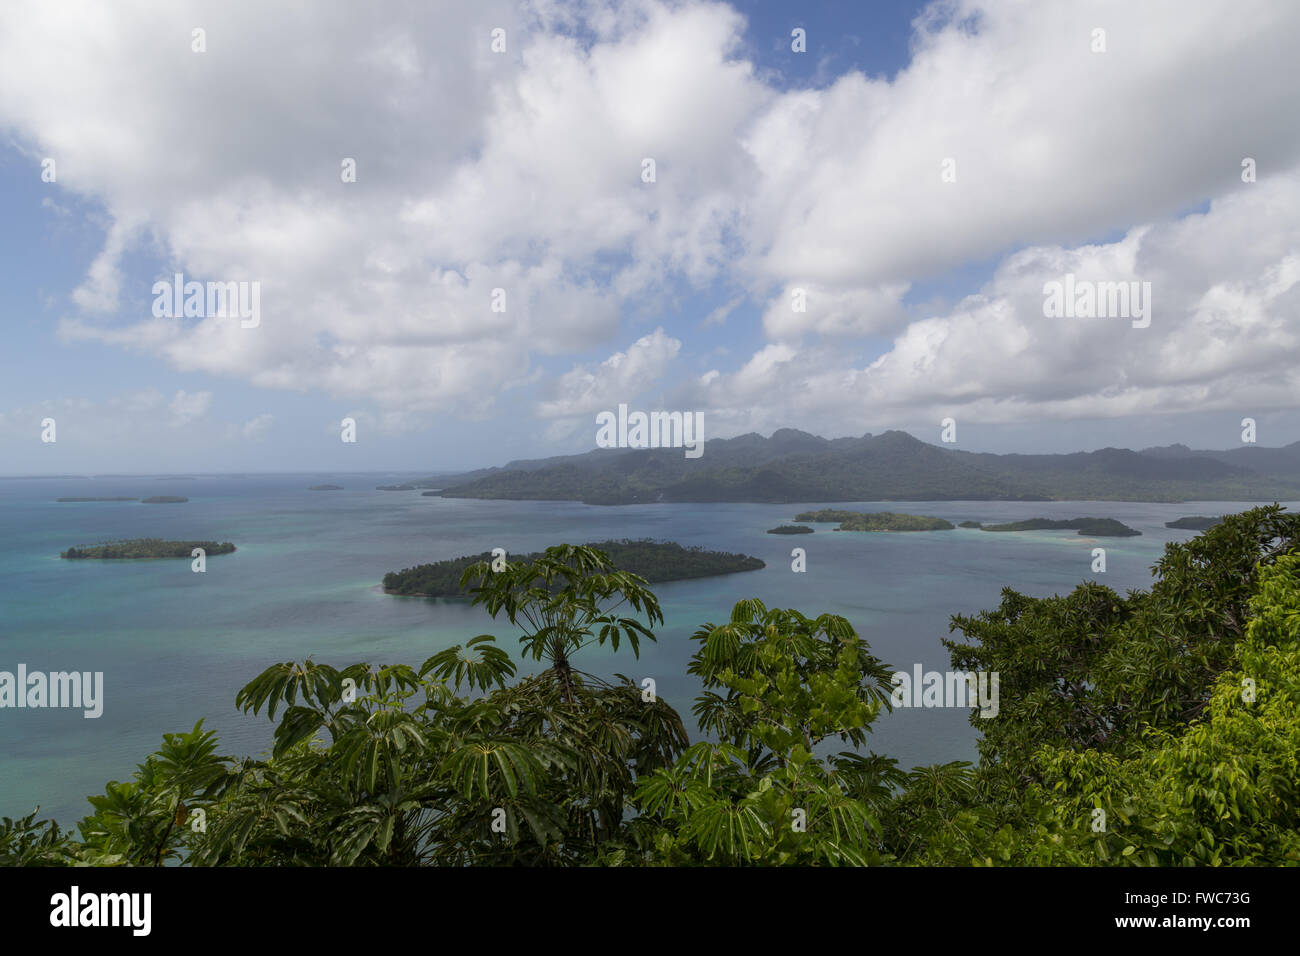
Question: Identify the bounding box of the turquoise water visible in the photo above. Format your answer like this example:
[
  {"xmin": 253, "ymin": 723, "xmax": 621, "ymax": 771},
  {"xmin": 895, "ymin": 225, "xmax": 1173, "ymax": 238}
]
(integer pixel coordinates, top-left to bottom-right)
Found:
[{"xmin": 1, "ymin": 475, "xmax": 1287, "ymax": 825}]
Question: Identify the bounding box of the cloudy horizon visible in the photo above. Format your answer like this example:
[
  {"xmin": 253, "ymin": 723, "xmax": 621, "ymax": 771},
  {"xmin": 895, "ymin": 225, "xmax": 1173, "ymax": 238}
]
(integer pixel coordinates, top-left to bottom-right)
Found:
[{"xmin": 3, "ymin": 0, "xmax": 1299, "ymax": 474}]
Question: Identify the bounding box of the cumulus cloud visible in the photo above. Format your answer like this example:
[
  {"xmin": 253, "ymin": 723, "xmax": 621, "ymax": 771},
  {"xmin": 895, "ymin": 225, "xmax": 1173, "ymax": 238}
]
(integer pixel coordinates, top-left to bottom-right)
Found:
[
  {"xmin": 761, "ymin": 283, "xmax": 910, "ymax": 340},
  {"xmin": 2, "ymin": 0, "xmax": 1298, "ymax": 441},
  {"xmin": 694, "ymin": 172, "xmax": 1300, "ymax": 432},
  {"xmin": 535, "ymin": 327, "xmax": 681, "ymax": 417},
  {"xmin": 738, "ymin": 0, "xmax": 1300, "ymax": 291}
]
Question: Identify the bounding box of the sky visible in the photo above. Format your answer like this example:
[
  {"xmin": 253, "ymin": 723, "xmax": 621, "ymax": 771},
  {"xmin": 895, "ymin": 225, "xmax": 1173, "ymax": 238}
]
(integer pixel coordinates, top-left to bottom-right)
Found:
[{"xmin": 1, "ymin": 0, "xmax": 1298, "ymax": 474}]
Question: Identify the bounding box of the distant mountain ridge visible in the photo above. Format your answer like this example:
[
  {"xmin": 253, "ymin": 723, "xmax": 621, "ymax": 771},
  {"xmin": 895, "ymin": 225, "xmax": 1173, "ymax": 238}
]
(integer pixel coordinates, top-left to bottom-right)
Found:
[{"xmin": 419, "ymin": 429, "xmax": 1300, "ymax": 505}]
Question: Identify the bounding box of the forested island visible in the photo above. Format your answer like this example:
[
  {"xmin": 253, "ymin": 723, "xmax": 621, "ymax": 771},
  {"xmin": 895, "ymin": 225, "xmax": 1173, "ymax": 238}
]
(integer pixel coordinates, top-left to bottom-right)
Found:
[
  {"xmin": 767, "ymin": 525, "xmax": 814, "ymax": 534},
  {"xmin": 141, "ymin": 496, "xmax": 188, "ymax": 503},
  {"xmin": 795, "ymin": 509, "xmax": 954, "ymax": 531},
  {"xmin": 376, "ymin": 484, "xmax": 415, "ymax": 491},
  {"xmin": 56, "ymin": 497, "xmax": 138, "ymax": 502},
  {"xmin": 308, "ymin": 484, "xmax": 344, "ymax": 490},
  {"xmin": 978, "ymin": 517, "xmax": 1140, "ymax": 536},
  {"xmin": 1166, "ymin": 516, "xmax": 1222, "ymax": 530},
  {"xmin": 61, "ymin": 538, "xmax": 236, "ymax": 559},
  {"xmin": 383, "ymin": 539, "xmax": 764, "ymax": 597},
  {"xmin": 958, "ymin": 520, "xmax": 983, "ymax": 528},
  {"xmin": 426, "ymin": 429, "xmax": 1300, "ymax": 504}
]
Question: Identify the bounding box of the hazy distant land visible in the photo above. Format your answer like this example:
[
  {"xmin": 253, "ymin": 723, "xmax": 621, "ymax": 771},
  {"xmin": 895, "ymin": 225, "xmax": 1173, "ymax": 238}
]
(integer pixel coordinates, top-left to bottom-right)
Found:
[
  {"xmin": 56, "ymin": 497, "xmax": 138, "ymax": 502},
  {"xmin": 796, "ymin": 509, "xmax": 955, "ymax": 531},
  {"xmin": 420, "ymin": 429, "xmax": 1300, "ymax": 505},
  {"xmin": 975, "ymin": 517, "xmax": 1141, "ymax": 536},
  {"xmin": 1166, "ymin": 516, "xmax": 1223, "ymax": 530}
]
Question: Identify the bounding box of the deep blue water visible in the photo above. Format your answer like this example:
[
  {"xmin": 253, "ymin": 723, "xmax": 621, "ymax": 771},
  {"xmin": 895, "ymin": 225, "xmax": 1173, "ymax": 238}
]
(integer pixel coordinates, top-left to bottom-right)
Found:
[{"xmin": 1, "ymin": 474, "xmax": 1288, "ymax": 825}]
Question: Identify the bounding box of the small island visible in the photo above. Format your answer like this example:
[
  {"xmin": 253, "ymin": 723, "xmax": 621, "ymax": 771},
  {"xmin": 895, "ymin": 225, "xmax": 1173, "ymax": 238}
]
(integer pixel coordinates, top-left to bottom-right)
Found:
[
  {"xmin": 308, "ymin": 484, "xmax": 344, "ymax": 491},
  {"xmin": 794, "ymin": 509, "xmax": 861, "ymax": 523},
  {"xmin": 958, "ymin": 520, "xmax": 983, "ymax": 528},
  {"xmin": 1165, "ymin": 516, "xmax": 1222, "ymax": 530},
  {"xmin": 61, "ymin": 538, "xmax": 236, "ymax": 559},
  {"xmin": 795, "ymin": 509, "xmax": 954, "ymax": 532},
  {"xmin": 420, "ymin": 491, "xmax": 441, "ymax": 496},
  {"xmin": 767, "ymin": 525, "xmax": 814, "ymax": 534},
  {"xmin": 979, "ymin": 517, "xmax": 1140, "ymax": 537},
  {"xmin": 141, "ymin": 496, "xmax": 189, "ymax": 504},
  {"xmin": 56, "ymin": 497, "xmax": 138, "ymax": 502},
  {"xmin": 383, "ymin": 539, "xmax": 765, "ymax": 597},
  {"xmin": 376, "ymin": 484, "xmax": 415, "ymax": 491}
]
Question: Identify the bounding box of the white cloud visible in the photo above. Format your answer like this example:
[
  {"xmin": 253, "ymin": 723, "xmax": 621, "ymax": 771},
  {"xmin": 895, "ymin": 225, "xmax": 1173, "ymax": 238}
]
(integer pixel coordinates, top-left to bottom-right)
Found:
[
  {"xmin": 693, "ymin": 172, "xmax": 1300, "ymax": 432},
  {"xmin": 168, "ymin": 389, "xmax": 212, "ymax": 427},
  {"xmin": 535, "ymin": 327, "xmax": 681, "ymax": 417},
  {"xmin": 761, "ymin": 283, "xmax": 910, "ymax": 340},
  {"xmin": 238, "ymin": 413, "xmax": 273, "ymax": 439},
  {"xmin": 2, "ymin": 0, "xmax": 1299, "ymax": 440}
]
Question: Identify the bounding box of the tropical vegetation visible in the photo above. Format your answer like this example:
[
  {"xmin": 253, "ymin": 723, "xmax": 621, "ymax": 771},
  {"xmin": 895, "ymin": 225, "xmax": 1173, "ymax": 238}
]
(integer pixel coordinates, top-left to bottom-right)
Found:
[{"xmin": 4, "ymin": 506, "xmax": 1299, "ymax": 866}]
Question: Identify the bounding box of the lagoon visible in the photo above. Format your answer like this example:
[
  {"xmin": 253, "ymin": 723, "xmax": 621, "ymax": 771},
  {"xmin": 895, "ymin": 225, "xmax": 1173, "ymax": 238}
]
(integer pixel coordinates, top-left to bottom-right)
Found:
[{"xmin": 0, "ymin": 473, "xmax": 1287, "ymax": 825}]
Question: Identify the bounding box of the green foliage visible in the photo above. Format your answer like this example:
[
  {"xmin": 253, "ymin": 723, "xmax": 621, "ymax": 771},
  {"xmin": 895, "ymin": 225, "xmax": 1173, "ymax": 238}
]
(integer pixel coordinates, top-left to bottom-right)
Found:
[
  {"xmin": 927, "ymin": 504, "xmax": 1300, "ymax": 864},
  {"xmin": 625, "ymin": 602, "xmax": 899, "ymax": 864},
  {"xmin": 118, "ymin": 545, "xmax": 687, "ymax": 866},
  {"xmin": 0, "ymin": 809, "xmax": 82, "ymax": 866},
  {"xmin": 75, "ymin": 720, "xmax": 234, "ymax": 866},
  {"xmin": 980, "ymin": 554, "xmax": 1300, "ymax": 865}
]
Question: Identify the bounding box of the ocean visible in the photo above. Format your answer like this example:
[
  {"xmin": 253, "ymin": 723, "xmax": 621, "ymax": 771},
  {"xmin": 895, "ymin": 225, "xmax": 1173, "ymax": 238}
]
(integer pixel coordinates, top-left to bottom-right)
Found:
[{"xmin": 1, "ymin": 474, "xmax": 1287, "ymax": 825}]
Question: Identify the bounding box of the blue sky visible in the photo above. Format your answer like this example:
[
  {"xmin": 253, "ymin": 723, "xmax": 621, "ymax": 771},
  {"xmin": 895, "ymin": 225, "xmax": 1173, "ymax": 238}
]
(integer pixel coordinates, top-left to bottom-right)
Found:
[{"xmin": 2, "ymin": 0, "xmax": 1298, "ymax": 474}]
